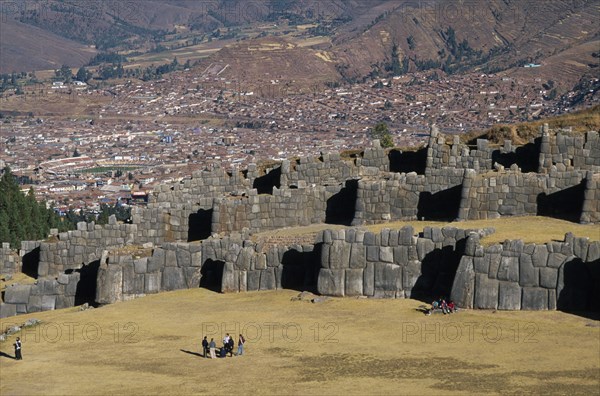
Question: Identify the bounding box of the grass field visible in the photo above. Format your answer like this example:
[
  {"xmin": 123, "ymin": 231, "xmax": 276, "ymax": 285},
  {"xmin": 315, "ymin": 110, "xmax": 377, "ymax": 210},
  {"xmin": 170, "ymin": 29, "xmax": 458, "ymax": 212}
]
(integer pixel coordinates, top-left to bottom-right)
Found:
[
  {"xmin": 253, "ymin": 216, "xmax": 600, "ymax": 246},
  {"xmin": 0, "ymin": 288, "xmax": 598, "ymax": 395}
]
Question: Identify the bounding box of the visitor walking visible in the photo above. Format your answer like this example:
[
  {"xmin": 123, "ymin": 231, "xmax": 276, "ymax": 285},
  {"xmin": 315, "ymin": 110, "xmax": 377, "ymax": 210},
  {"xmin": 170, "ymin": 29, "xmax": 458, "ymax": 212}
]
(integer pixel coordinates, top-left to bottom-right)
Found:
[{"xmin": 237, "ymin": 334, "xmax": 245, "ymax": 356}]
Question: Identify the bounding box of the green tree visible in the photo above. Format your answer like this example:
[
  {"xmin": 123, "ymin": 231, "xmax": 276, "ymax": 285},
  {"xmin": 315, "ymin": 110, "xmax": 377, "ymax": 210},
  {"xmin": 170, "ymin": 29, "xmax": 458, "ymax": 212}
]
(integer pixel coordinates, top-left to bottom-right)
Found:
[
  {"xmin": 58, "ymin": 64, "xmax": 72, "ymax": 83},
  {"xmin": 370, "ymin": 122, "xmax": 394, "ymax": 148},
  {"xmin": 0, "ymin": 167, "xmax": 71, "ymax": 247},
  {"xmin": 76, "ymin": 66, "xmax": 91, "ymax": 82}
]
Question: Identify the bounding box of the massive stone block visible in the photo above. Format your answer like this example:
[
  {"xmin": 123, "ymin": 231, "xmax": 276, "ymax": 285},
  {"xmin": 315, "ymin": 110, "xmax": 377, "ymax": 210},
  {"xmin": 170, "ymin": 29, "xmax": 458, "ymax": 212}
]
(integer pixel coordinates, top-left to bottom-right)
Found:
[
  {"xmin": 161, "ymin": 266, "xmax": 186, "ymax": 291},
  {"xmin": 497, "ymin": 256, "xmax": 519, "ymax": 282},
  {"xmin": 363, "ymin": 262, "xmax": 374, "ymax": 296},
  {"xmin": 96, "ymin": 265, "xmax": 123, "ymax": 304},
  {"xmin": 259, "ymin": 268, "xmax": 276, "ymax": 290},
  {"xmin": 539, "ymin": 267, "xmax": 558, "ymax": 289},
  {"xmin": 349, "ymin": 244, "xmax": 366, "ymax": 268},
  {"xmin": 402, "ymin": 260, "xmax": 421, "ymax": 291},
  {"xmin": 374, "ymin": 263, "xmax": 402, "ymax": 292},
  {"xmin": 521, "ymin": 287, "xmax": 548, "ymax": 310},
  {"xmin": 498, "ymin": 282, "xmax": 521, "ymax": 310},
  {"xmin": 450, "ymin": 257, "xmax": 475, "ymax": 309},
  {"xmin": 318, "ymin": 268, "xmax": 345, "ymax": 297},
  {"xmin": 329, "ymin": 240, "xmax": 350, "ymax": 269},
  {"xmin": 345, "ymin": 269, "xmax": 364, "ymax": 296},
  {"xmin": 519, "ymin": 254, "xmax": 538, "ymax": 287},
  {"xmin": 532, "ymin": 245, "xmax": 549, "ymax": 267},
  {"xmin": 0, "ymin": 302, "xmax": 17, "ymax": 318},
  {"xmin": 41, "ymin": 295, "xmax": 56, "ymax": 311},
  {"xmin": 144, "ymin": 273, "xmax": 161, "ymax": 294},
  {"xmin": 4, "ymin": 285, "xmax": 32, "ymax": 304},
  {"xmin": 247, "ymin": 271, "xmax": 261, "ymax": 291},
  {"xmin": 474, "ymin": 274, "xmax": 498, "ymax": 309}
]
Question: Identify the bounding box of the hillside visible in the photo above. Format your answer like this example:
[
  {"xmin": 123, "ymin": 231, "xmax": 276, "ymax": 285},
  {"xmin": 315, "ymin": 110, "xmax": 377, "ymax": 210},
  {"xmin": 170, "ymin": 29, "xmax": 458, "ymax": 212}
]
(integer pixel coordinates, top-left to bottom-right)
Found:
[
  {"xmin": 3, "ymin": 0, "xmax": 598, "ymax": 88},
  {"xmin": 0, "ymin": 19, "xmax": 96, "ymax": 72},
  {"xmin": 199, "ymin": 37, "xmax": 341, "ymax": 92},
  {"xmin": 329, "ymin": 0, "xmax": 600, "ymax": 88}
]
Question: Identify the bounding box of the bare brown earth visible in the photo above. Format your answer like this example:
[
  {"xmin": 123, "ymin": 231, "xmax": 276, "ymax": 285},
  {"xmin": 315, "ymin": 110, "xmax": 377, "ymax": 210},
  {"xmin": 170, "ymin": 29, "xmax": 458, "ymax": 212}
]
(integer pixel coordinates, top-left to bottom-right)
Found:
[
  {"xmin": 0, "ymin": 288, "xmax": 598, "ymax": 395},
  {"xmin": 0, "ymin": 19, "xmax": 96, "ymax": 73}
]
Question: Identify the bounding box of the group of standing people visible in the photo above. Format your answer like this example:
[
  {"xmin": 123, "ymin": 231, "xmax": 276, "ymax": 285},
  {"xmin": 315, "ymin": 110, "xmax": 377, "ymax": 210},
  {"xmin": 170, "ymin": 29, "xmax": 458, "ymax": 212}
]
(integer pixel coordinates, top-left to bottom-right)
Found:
[{"xmin": 201, "ymin": 333, "xmax": 245, "ymax": 359}]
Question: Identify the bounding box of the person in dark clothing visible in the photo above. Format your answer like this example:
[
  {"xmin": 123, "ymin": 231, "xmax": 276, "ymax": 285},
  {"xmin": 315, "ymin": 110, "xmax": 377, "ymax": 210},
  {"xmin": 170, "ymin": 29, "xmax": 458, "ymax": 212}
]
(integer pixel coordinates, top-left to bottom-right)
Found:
[
  {"xmin": 227, "ymin": 336, "xmax": 234, "ymax": 357},
  {"xmin": 201, "ymin": 336, "xmax": 209, "ymax": 358},
  {"xmin": 14, "ymin": 337, "xmax": 22, "ymax": 360}
]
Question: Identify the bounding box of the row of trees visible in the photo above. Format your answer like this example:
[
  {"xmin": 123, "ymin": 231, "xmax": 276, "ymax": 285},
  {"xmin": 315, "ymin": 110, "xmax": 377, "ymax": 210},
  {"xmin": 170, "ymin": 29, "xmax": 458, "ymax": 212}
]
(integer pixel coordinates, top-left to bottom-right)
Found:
[
  {"xmin": 0, "ymin": 167, "xmax": 71, "ymax": 248},
  {"xmin": 0, "ymin": 167, "xmax": 132, "ymax": 249}
]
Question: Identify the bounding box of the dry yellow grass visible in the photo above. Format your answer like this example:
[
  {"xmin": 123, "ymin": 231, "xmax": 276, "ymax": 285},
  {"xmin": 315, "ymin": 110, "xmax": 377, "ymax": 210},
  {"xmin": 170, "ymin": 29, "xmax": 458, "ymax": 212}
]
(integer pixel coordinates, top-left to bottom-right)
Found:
[
  {"xmin": 0, "ymin": 289, "xmax": 598, "ymax": 395},
  {"xmin": 253, "ymin": 216, "xmax": 600, "ymax": 246}
]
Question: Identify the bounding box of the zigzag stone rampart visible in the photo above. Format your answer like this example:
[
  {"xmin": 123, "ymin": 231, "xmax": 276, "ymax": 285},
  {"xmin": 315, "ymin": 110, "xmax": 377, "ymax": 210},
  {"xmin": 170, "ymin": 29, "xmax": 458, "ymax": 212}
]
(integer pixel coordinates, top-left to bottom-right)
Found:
[{"xmin": 1, "ymin": 125, "xmax": 599, "ymax": 318}]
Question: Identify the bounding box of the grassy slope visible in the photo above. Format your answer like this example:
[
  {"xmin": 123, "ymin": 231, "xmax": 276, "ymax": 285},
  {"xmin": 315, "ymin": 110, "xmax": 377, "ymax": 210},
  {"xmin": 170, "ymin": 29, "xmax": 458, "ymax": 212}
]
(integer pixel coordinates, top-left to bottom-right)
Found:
[
  {"xmin": 254, "ymin": 216, "xmax": 600, "ymax": 246},
  {"xmin": 462, "ymin": 105, "xmax": 600, "ymax": 145},
  {"xmin": 0, "ymin": 289, "xmax": 598, "ymax": 395}
]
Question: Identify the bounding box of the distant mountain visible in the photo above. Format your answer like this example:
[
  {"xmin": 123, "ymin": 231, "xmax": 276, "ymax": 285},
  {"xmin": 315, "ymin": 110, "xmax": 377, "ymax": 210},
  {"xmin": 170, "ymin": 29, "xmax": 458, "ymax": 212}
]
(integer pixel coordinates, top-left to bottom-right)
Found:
[
  {"xmin": 1, "ymin": 0, "xmax": 598, "ymax": 93},
  {"xmin": 328, "ymin": 0, "xmax": 600, "ymax": 90}
]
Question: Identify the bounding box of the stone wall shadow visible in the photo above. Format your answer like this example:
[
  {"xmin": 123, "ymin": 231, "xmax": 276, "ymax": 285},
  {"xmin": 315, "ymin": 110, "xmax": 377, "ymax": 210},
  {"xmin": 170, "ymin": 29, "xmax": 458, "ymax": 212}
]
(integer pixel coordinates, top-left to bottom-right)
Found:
[
  {"xmin": 537, "ymin": 180, "xmax": 585, "ymax": 222},
  {"xmin": 22, "ymin": 246, "xmax": 40, "ymax": 278},
  {"xmin": 200, "ymin": 259, "xmax": 225, "ymax": 292},
  {"xmin": 411, "ymin": 239, "xmax": 466, "ymax": 304},
  {"xmin": 417, "ymin": 185, "xmax": 462, "ymax": 221},
  {"xmin": 75, "ymin": 260, "xmax": 100, "ymax": 306},
  {"xmin": 491, "ymin": 138, "xmax": 541, "ymax": 173},
  {"xmin": 325, "ymin": 179, "xmax": 358, "ymax": 225},
  {"xmin": 389, "ymin": 147, "xmax": 427, "ymax": 174},
  {"xmin": 557, "ymin": 258, "xmax": 599, "ymax": 319},
  {"xmin": 253, "ymin": 167, "xmax": 281, "ymax": 194},
  {"xmin": 188, "ymin": 209, "xmax": 213, "ymax": 242},
  {"xmin": 281, "ymin": 248, "xmax": 319, "ymax": 292}
]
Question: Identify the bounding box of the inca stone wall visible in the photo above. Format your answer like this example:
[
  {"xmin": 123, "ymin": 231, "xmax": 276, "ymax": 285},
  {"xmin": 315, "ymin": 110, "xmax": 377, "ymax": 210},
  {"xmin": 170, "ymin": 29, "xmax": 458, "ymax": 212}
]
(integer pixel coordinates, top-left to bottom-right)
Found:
[
  {"xmin": 95, "ymin": 237, "xmax": 318, "ymax": 304},
  {"xmin": 38, "ymin": 219, "xmax": 137, "ymax": 277},
  {"xmin": 0, "ymin": 243, "xmax": 20, "ymax": 274},
  {"xmin": 353, "ymin": 168, "xmax": 466, "ymax": 224},
  {"xmin": 2, "ymin": 125, "xmax": 599, "ymax": 318},
  {"xmin": 0, "ymin": 273, "xmax": 80, "ymax": 318},
  {"xmin": 451, "ymin": 233, "xmax": 600, "ymax": 311},
  {"xmin": 211, "ymin": 186, "xmax": 343, "ymax": 234},
  {"xmin": 581, "ymin": 172, "xmax": 600, "ymax": 223},
  {"xmin": 316, "ymin": 226, "xmax": 494, "ymax": 299},
  {"xmin": 538, "ymin": 128, "xmax": 600, "ymax": 173},
  {"xmin": 459, "ymin": 168, "xmax": 589, "ymax": 221},
  {"xmin": 282, "ymin": 153, "xmax": 360, "ymax": 187}
]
